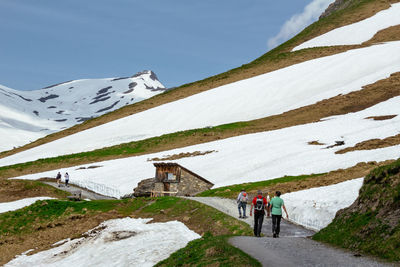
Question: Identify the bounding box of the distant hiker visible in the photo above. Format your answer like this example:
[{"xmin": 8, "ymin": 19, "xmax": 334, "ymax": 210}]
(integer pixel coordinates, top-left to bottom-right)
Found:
[
  {"xmin": 237, "ymin": 189, "xmax": 248, "ymax": 218},
  {"xmin": 64, "ymin": 172, "xmax": 70, "ymax": 187},
  {"xmin": 250, "ymin": 190, "xmax": 268, "ymax": 237},
  {"xmin": 269, "ymin": 191, "xmax": 289, "ymax": 238},
  {"xmin": 56, "ymin": 172, "xmax": 61, "ymax": 187}
]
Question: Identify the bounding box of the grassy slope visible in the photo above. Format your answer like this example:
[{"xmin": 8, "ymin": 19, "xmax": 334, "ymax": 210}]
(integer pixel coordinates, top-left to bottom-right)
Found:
[
  {"xmin": 1, "ymin": 0, "xmax": 398, "ymax": 160},
  {"xmin": 313, "ymin": 158, "xmax": 400, "ymax": 262},
  {"xmin": 197, "ymin": 160, "xmax": 392, "ymax": 199},
  {"xmin": 0, "ymin": 196, "xmax": 256, "ymax": 265},
  {"xmin": 156, "ymin": 233, "xmax": 261, "ymax": 267},
  {"xmin": 198, "ymin": 174, "xmax": 324, "ymax": 198},
  {"xmin": 2, "ymin": 70, "xmax": 400, "ymax": 180},
  {"xmin": 0, "ymin": 179, "xmax": 69, "ymax": 202}
]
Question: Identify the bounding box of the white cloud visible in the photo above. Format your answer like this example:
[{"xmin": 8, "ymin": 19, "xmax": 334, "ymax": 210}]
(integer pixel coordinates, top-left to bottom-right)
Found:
[{"xmin": 267, "ymin": 0, "xmax": 335, "ymax": 49}]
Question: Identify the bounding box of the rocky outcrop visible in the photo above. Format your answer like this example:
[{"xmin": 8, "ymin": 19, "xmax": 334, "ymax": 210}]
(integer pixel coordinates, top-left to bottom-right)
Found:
[
  {"xmin": 314, "ymin": 159, "xmax": 400, "ymax": 261},
  {"xmin": 319, "ymin": 0, "xmax": 359, "ymax": 19},
  {"xmin": 133, "ymin": 178, "xmax": 155, "ymax": 197}
]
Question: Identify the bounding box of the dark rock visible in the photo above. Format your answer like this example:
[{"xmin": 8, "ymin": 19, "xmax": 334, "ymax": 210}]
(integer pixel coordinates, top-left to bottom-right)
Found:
[
  {"xmin": 111, "ymin": 77, "xmax": 129, "ymax": 81},
  {"xmin": 133, "ymin": 178, "xmax": 155, "ymax": 197},
  {"xmin": 319, "ymin": 0, "xmax": 358, "ymax": 19},
  {"xmin": 96, "ymin": 101, "xmax": 120, "ymax": 113},
  {"xmin": 33, "ymin": 110, "xmax": 39, "ymax": 116},
  {"xmin": 123, "ymin": 89, "xmax": 134, "ymax": 94},
  {"xmin": 75, "ymin": 117, "xmax": 93, "ymax": 122},
  {"xmin": 97, "ymin": 86, "xmax": 113, "ymax": 95},
  {"xmin": 120, "ymin": 193, "xmax": 135, "ymax": 199},
  {"xmin": 149, "ymin": 71, "xmax": 159, "ymax": 81},
  {"xmin": 131, "ymin": 70, "xmax": 148, "ymax": 78},
  {"xmin": 144, "ymin": 83, "xmax": 165, "ymax": 92},
  {"xmin": 89, "ymin": 96, "xmax": 111, "ymax": 105},
  {"xmin": 38, "ymin": 94, "xmax": 59, "ymax": 103},
  {"xmin": 326, "ymin": 140, "xmax": 345, "ymax": 149}
]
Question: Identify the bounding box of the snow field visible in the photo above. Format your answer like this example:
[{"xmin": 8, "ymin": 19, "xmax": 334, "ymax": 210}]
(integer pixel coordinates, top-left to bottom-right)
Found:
[
  {"xmin": 282, "ymin": 178, "xmax": 364, "ymax": 231},
  {"xmin": 2, "ymin": 41, "xmax": 400, "ymax": 166},
  {"xmin": 0, "ymin": 197, "xmax": 55, "ymax": 214},
  {"xmin": 293, "ymin": 3, "xmax": 400, "ymax": 51},
  {"xmin": 0, "ymin": 71, "xmax": 165, "ymax": 152},
  {"xmin": 11, "ymin": 95, "xmax": 400, "ymax": 198},
  {"xmin": 5, "ymin": 218, "xmax": 200, "ymax": 267}
]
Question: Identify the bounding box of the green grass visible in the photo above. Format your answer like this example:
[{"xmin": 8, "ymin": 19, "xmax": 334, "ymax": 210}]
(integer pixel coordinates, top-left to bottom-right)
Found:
[
  {"xmin": 0, "ymin": 121, "xmax": 250, "ymax": 177},
  {"xmin": 313, "ymin": 158, "xmax": 400, "ymax": 262},
  {"xmin": 314, "ymin": 212, "xmax": 400, "ymax": 261},
  {"xmin": 0, "ymin": 199, "xmax": 128, "ymax": 236},
  {"xmin": 0, "ymin": 196, "xmax": 256, "ymax": 265},
  {"xmin": 198, "ymin": 173, "xmax": 324, "ymax": 198},
  {"xmin": 140, "ymin": 197, "xmax": 253, "ymax": 236},
  {"xmin": 0, "ymin": 1, "xmax": 384, "ymax": 177},
  {"xmin": 156, "ymin": 232, "xmax": 261, "ymax": 267},
  {"xmin": 21, "ymin": 180, "xmax": 70, "ymax": 198},
  {"xmin": 0, "ymin": 196, "xmax": 252, "ymax": 237}
]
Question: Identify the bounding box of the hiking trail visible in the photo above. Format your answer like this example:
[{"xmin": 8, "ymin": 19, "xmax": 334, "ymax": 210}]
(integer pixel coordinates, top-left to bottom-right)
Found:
[
  {"xmin": 189, "ymin": 197, "xmax": 393, "ymax": 267},
  {"xmin": 43, "ymin": 181, "xmax": 115, "ymax": 200}
]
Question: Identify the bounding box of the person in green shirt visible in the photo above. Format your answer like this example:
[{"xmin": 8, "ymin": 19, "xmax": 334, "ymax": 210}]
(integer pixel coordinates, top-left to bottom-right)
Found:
[{"xmin": 269, "ymin": 191, "xmax": 289, "ymax": 238}]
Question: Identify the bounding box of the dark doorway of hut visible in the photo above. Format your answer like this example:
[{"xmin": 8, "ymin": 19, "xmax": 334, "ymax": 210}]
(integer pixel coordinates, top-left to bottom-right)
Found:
[{"xmin": 163, "ymin": 182, "xmax": 170, "ymax": 196}]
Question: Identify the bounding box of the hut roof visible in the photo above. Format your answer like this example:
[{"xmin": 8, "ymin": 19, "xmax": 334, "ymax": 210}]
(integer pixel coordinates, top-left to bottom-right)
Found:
[{"xmin": 153, "ymin": 162, "xmax": 214, "ymax": 186}]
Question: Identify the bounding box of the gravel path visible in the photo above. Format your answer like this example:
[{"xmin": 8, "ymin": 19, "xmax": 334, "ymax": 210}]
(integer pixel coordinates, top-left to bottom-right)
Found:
[
  {"xmin": 43, "ymin": 181, "xmax": 115, "ymax": 200},
  {"xmin": 189, "ymin": 197, "xmax": 393, "ymax": 267}
]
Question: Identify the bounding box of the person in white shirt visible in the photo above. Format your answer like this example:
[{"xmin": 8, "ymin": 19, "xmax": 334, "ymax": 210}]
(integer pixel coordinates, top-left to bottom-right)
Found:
[
  {"xmin": 237, "ymin": 189, "xmax": 249, "ymax": 218},
  {"xmin": 64, "ymin": 172, "xmax": 70, "ymax": 187}
]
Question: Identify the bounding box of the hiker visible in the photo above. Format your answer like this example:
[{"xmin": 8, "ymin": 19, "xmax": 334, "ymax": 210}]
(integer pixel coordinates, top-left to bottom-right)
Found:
[
  {"xmin": 266, "ymin": 192, "xmax": 271, "ymax": 217},
  {"xmin": 250, "ymin": 190, "xmax": 268, "ymax": 237},
  {"xmin": 269, "ymin": 191, "xmax": 289, "ymax": 238},
  {"xmin": 237, "ymin": 189, "xmax": 248, "ymax": 218},
  {"xmin": 64, "ymin": 172, "xmax": 70, "ymax": 187},
  {"xmin": 56, "ymin": 172, "xmax": 62, "ymax": 187}
]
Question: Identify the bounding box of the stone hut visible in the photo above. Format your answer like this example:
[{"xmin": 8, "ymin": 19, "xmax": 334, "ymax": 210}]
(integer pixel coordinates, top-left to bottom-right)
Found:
[{"xmin": 134, "ymin": 163, "xmax": 214, "ymax": 197}]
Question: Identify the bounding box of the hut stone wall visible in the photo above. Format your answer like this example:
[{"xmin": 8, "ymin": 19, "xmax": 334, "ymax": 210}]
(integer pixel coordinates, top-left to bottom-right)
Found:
[
  {"xmin": 177, "ymin": 169, "xmax": 213, "ymax": 196},
  {"xmin": 134, "ymin": 163, "xmax": 213, "ymax": 197}
]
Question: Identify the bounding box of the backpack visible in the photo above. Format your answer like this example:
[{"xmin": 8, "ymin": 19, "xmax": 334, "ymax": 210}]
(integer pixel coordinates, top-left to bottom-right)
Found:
[
  {"xmin": 241, "ymin": 193, "xmax": 248, "ymax": 202},
  {"xmin": 255, "ymin": 197, "xmax": 264, "ymax": 211}
]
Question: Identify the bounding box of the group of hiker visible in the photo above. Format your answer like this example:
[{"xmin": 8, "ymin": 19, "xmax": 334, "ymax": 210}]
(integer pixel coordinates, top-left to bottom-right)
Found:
[
  {"xmin": 237, "ymin": 189, "xmax": 288, "ymax": 238},
  {"xmin": 56, "ymin": 171, "xmax": 70, "ymax": 187}
]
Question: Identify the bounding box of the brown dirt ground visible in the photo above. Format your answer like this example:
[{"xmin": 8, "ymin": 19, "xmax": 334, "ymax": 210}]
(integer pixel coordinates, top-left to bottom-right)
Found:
[
  {"xmin": 0, "ymin": 210, "xmax": 123, "ymax": 265},
  {"xmin": 148, "ymin": 150, "xmax": 217, "ymax": 161},
  {"xmin": 1, "ymin": 71, "xmax": 399, "ymax": 180},
  {"xmin": 365, "ymin": 115, "xmax": 397, "ymax": 120},
  {"xmin": 308, "ymin": 141, "xmax": 326, "ymax": 145},
  {"xmin": 336, "ymin": 134, "xmax": 400, "ymax": 154},
  {"xmin": 363, "ymin": 24, "xmax": 400, "ymax": 45},
  {"xmin": 0, "ymin": 180, "xmax": 68, "ymax": 203},
  {"xmin": 1, "ymin": 0, "xmax": 399, "ymax": 160}
]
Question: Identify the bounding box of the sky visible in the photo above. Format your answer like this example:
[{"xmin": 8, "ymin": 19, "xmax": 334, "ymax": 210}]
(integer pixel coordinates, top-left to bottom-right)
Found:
[{"xmin": 0, "ymin": 0, "xmax": 334, "ymax": 91}]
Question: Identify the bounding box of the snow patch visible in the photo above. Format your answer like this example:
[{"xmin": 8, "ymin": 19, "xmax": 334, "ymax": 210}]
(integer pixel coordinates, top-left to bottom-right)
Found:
[
  {"xmin": 10, "ymin": 96, "xmax": 400, "ymax": 198},
  {"xmin": 283, "ymin": 178, "xmax": 364, "ymax": 231},
  {"xmin": 0, "ymin": 197, "xmax": 55, "ymax": 214},
  {"xmin": 5, "ymin": 218, "xmax": 200, "ymax": 267},
  {"xmin": 293, "ymin": 3, "xmax": 400, "ymax": 51},
  {"xmin": 2, "ymin": 41, "xmax": 400, "ymax": 164}
]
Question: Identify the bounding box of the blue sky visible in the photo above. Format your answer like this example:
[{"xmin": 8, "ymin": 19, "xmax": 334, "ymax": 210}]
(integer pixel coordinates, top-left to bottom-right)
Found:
[{"xmin": 0, "ymin": 0, "xmax": 331, "ymax": 91}]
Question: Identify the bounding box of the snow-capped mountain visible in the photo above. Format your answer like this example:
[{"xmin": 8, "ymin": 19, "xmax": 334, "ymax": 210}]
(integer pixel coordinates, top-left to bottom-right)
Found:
[{"xmin": 0, "ymin": 70, "xmax": 166, "ymax": 152}]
